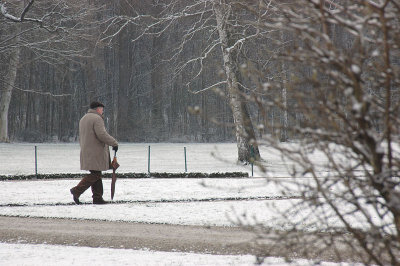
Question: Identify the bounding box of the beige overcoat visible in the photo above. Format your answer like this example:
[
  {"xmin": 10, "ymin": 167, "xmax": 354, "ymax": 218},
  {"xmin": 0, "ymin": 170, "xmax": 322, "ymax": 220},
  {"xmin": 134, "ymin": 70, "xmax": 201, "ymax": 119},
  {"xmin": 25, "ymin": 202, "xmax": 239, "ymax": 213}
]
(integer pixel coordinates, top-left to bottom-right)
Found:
[{"xmin": 79, "ymin": 109, "xmax": 118, "ymax": 171}]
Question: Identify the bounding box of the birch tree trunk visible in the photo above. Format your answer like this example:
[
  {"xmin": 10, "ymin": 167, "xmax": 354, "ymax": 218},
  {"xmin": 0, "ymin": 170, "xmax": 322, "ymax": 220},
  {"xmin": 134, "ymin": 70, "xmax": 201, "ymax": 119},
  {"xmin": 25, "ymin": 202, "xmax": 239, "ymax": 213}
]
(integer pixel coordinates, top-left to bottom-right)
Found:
[
  {"xmin": 280, "ymin": 48, "xmax": 288, "ymax": 141},
  {"xmin": 278, "ymin": 30, "xmax": 289, "ymax": 142},
  {"xmin": 0, "ymin": 34, "xmax": 20, "ymax": 142},
  {"xmin": 213, "ymin": 1, "xmax": 260, "ymax": 163}
]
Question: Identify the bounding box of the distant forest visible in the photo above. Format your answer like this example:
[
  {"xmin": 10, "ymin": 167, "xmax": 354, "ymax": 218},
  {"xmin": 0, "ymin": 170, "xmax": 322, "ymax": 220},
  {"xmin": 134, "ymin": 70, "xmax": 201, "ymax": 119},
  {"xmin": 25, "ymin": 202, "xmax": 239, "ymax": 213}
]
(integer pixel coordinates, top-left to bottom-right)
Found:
[
  {"xmin": 2, "ymin": 0, "xmax": 398, "ymax": 148},
  {"xmin": 1, "ymin": 1, "xmax": 260, "ymax": 143}
]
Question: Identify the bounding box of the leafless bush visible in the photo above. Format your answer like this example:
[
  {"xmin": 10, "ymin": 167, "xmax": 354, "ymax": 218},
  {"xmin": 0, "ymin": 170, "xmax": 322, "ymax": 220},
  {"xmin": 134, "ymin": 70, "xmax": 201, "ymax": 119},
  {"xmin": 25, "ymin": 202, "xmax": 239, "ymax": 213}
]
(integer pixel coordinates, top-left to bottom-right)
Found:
[{"xmin": 234, "ymin": 1, "xmax": 400, "ymax": 264}]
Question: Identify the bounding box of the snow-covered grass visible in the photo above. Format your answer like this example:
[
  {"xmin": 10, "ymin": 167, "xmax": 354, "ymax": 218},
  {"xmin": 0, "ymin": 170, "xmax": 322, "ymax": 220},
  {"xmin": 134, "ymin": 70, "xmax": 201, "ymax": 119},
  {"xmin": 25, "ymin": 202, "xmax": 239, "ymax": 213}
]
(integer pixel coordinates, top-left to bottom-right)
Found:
[
  {"xmin": 0, "ymin": 142, "xmax": 295, "ymax": 177},
  {"xmin": 0, "ymin": 178, "xmax": 291, "ymax": 226},
  {"xmin": 0, "ymin": 143, "xmax": 387, "ymax": 230},
  {"xmin": 0, "ymin": 242, "xmax": 354, "ymax": 266},
  {"xmin": 0, "ymin": 143, "xmax": 254, "ymax": 175},
  {"xmin": 0, "ymin": 178, "xmax": 386, "ymax": 231},
  {"xmin": 0, "ymin": 143, "xmax": 304, "ymax": 230},
  {"xmin": 0, "ymin": 142, "xmax": 378, "ymax": 265},
  {"xmin": 0, "ymin": 178, "xmax": 288, "ymax": 205}
]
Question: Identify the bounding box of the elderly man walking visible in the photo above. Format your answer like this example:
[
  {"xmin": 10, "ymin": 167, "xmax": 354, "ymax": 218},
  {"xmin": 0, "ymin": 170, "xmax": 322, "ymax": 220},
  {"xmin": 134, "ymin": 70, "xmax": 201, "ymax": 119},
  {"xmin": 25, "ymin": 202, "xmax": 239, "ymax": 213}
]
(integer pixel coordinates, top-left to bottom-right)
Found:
[{"xmin": 70, "ymin": 101, "xmax": 118, "ymax": 204}]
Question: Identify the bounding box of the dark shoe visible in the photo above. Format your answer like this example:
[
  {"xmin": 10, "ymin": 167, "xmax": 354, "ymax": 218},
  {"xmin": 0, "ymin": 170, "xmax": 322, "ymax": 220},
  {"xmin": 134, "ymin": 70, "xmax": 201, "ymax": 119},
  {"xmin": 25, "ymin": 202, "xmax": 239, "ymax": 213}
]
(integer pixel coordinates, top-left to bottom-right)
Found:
[
  {"xmin": 93, "ymin": 198, "xmax": 108, "ymax": 205},
  {"xmin": 70, "ymin": 188, "xmax": 81, "ymax": 205}
]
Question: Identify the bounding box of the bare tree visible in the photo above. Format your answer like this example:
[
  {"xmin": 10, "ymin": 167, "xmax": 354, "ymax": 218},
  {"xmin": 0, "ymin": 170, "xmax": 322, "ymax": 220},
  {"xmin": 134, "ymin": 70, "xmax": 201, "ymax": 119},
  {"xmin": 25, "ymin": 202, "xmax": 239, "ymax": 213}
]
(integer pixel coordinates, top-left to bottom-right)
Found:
[
  {"xmin": 212, "ymin": 1, "xmax": 262, "ymax": 162},
  {"xmin": 0, "ymin": 0, "xmax": 103, "ymax": 142},
  {"xmin": 101, "ymin": 0, "xmax": 262, "ymax": 163},
  {"xmin": 236, "ymin": 0, "xmax": 400, "ymax": 264},
  {"xmin": 0, "ymin": 0, "xmax": 24, "ymax": 142},
  {"xmin": 0, "ymin": 22, "xmax": 20, "ymax": 142}
]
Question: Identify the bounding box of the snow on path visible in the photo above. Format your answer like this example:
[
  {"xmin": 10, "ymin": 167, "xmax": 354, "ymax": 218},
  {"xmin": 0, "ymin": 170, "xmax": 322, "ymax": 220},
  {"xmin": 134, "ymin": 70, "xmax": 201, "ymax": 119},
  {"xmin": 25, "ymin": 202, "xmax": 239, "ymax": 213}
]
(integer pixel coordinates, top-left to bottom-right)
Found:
[{"xmin": 0, "ymin": 242, "xmax": 350, "ymax": 266}]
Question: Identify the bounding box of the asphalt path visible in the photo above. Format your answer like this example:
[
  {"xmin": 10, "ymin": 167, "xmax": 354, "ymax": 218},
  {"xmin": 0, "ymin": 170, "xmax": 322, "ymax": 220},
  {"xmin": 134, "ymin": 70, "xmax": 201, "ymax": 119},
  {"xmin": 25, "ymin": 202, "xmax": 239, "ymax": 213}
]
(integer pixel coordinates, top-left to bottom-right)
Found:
[
  {"xmin": 0, "ymin": 216, "xmax": 363, "ymax": 263},
  {"xmin": 0, "ymin": 216, "xmax": 257, "ymax": 255}
]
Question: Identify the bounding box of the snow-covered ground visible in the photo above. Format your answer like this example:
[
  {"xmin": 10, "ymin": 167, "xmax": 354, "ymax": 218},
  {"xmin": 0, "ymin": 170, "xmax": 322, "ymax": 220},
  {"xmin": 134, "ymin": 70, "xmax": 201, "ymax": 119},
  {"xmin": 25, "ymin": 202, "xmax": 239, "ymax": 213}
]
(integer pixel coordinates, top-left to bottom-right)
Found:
[
  {"xmin": 0, "ymin": 143, "xmax": 385, "ymax": 230},
  {"xmin": 0, "ymin": 178, "xmax": 284, "ymax": 226},
  {"xmin": 0, "ymin": 142, "xmax": 292, "ymax": 176},
  {"xmin": 0, "ymin": 143, "xmax": 365, "ymax": 265},
  {"xmin": 0, "ymin": 242, "xmax": 353, "ymax": 266}
]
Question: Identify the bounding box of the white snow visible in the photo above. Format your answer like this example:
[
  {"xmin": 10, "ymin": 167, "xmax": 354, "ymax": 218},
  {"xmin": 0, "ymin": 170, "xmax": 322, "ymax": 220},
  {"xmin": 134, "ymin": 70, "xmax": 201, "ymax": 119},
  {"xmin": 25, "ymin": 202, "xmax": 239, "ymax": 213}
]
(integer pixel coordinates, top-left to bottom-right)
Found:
[
  {"xmin": 0, "ymin": 143, "xmax": 261, "ymax": 176},
  {"xmin": 0, "ymin": 143, "xmax": 380, "ymax": 265},
  {"xmin": 0, "ymin": 178, "xmax": 386, "ymax": 231},
  {"xmin": 0, "ymin": 178, "xmax": 292, "ymax": 226},
  {"xmin": 372, "ymin": 49, "xmax": 380, "ymax": 57},
  {"xmin": 0, "ymin": 143, "xmax": 387, "ymax": 230},
  {"xmin": 351, "ymin": 64, "xmax": 361, "ymax": 74},
  {"xmin": 0, "ymin": 242, "xmax": 353, "ymax": 266},
  {"xmin": 0, "ymin": 142, "xmax": 334, "ymax": 178}
]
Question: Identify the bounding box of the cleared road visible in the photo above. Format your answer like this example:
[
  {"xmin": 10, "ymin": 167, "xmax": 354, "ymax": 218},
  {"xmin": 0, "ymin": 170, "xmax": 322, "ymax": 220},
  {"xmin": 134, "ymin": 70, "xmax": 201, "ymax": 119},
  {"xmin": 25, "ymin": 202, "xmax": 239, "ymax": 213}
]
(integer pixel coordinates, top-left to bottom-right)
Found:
[
  {"xmin": 0, "ymin": 216, "xmax": 362, "ymax": 263},
  {"xmin": 0, "ymin": 216, "xmax": 257, "ymax": 255}
]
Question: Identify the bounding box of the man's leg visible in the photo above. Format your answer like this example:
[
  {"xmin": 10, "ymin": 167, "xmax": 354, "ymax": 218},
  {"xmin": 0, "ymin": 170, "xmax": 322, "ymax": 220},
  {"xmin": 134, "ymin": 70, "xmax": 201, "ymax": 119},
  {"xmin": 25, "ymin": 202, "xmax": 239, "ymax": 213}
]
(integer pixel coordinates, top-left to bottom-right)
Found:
[
  {"xmin": 90, "ymin": 170, "xmax": 107, "ymax": 204},
  {"xmin": 92, "ymin": 179, "xmax": 103, "ymax": 202},
  {"xmin": 70, "ymin": 170, "xmax": 102, "ymax": 204}
]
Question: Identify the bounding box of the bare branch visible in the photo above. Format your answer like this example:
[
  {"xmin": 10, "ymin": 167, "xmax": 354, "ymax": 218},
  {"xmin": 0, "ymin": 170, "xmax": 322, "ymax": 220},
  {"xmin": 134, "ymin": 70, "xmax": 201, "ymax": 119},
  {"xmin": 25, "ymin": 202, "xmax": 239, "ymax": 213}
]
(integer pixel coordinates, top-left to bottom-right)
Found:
[
  {"xmin": 0, "ymin": 78, "xmax": 72, "ymax": 97},
  {"xmin": 0, "ymin": 0, "xmax": 42, "ymax": 24}
]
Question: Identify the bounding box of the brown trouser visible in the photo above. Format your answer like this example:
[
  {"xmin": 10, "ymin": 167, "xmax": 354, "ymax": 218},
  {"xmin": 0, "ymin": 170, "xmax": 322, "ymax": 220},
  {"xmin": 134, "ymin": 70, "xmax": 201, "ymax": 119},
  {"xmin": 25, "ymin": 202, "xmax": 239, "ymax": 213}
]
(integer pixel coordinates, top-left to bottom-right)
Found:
[{"xmin": 71, "ymin": 170, "xmax": 103, "ymax": 200}]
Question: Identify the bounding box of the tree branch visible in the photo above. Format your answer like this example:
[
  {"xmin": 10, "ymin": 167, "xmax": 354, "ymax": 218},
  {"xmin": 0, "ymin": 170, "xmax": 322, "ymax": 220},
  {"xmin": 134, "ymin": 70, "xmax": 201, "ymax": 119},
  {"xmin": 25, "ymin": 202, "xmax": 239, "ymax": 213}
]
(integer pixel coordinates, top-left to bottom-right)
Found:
[
  {"xmin": 0, "ymin": 78, "xmax": 72, "ymax": 97},
  {"xmin": 0, "ymin": 0, "xmax": 42, "ymax": 25}
]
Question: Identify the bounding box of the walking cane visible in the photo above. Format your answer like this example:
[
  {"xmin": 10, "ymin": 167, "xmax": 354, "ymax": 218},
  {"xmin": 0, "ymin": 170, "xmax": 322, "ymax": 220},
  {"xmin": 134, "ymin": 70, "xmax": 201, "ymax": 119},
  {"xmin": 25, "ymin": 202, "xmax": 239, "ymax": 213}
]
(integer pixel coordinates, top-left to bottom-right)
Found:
[{"xmin": 111, "ymin": 149, "xmax": 120, "ymax": 200}]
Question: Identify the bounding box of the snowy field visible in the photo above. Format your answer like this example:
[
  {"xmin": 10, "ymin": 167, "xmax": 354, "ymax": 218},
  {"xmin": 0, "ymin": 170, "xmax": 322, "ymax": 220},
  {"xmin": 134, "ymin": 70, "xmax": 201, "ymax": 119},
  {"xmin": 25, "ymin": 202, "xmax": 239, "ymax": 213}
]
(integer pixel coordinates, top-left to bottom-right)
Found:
[
  {"xmin": 0, "ymin": 242, "xmax": 353, "ymax": 266},
  {"xmin": 0, "ymin": 178, "xmax": 303, "ymax": 227},
  {"xmin": 0, "ymin": 142, "xmax": 343, "ymax": 229},
  {"xmin": 0, "ymin": 143, "xmax": 364, "ymax": 265},
  {"xmin": 0, "ymin": 142, "xmax": 294, "ymax": 176}
]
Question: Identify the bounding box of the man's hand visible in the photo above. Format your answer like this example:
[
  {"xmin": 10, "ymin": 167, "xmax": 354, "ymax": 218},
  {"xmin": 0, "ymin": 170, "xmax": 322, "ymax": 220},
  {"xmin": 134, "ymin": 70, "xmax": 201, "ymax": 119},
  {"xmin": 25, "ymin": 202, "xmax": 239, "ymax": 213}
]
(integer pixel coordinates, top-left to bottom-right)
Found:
[{"xmin": 112, "ymin": 146, "xmax": 118, "ymax": 152}]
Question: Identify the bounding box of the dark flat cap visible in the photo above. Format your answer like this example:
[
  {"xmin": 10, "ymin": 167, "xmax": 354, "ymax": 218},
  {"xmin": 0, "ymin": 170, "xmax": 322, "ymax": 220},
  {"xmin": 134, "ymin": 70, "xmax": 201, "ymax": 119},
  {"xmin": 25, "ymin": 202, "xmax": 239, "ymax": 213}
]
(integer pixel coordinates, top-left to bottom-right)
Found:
[{"xmin": 90, "ymin": 101, "xmax": 105, "ymax": 109}]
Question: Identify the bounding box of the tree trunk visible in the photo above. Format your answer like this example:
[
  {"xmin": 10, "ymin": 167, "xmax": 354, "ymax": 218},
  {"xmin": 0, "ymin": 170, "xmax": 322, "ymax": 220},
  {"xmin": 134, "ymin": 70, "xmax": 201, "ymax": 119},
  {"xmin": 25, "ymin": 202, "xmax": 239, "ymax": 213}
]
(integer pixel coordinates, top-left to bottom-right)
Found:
[
  {"xmin": 0, "ymin": 35, "xmax": 20, "ymax": 142},
  {"xmin": 150, "ymin": 34, "xmax": 165, "ymax": 141},
  {"xmin": 213, "ymin": 1, "xmax": 260, "ymax": 163},
  {"xmin": 280, "ymin": 54, "xmax": 289, "ymax": 141}
]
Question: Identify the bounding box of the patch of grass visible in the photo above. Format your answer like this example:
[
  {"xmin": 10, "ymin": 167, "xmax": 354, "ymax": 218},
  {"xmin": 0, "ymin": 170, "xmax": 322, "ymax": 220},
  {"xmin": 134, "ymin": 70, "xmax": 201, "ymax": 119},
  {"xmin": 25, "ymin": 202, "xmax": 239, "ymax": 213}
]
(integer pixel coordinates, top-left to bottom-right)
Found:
[{"xmin": 0, "ymin": 172, "xmax": 249, "ymax": 180}]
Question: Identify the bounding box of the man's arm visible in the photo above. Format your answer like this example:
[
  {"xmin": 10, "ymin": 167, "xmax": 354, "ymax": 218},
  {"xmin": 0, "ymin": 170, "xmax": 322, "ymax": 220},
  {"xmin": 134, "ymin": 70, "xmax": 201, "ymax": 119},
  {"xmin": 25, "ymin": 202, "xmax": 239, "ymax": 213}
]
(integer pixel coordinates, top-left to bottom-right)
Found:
[{"xmin": 93, "ymin": 117, "xmax": 118, "ymax": 147}]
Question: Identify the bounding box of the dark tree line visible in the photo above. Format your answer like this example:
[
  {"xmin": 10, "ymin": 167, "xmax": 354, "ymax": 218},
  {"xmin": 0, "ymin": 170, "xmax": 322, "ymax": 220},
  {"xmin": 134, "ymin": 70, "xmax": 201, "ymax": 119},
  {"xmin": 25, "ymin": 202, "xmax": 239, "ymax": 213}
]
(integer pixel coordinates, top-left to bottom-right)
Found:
[
  {"xmin": 1, "ymin": 0, "xmax": 297, "ymax": 162},
  {"xmin": 1, "ymin": 1, "xmax": 240, "ymax": 143}
]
